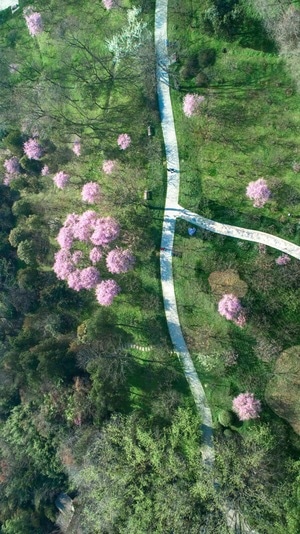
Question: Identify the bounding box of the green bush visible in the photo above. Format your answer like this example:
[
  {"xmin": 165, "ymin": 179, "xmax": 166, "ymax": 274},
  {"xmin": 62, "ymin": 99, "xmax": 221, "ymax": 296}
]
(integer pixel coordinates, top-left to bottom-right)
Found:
[
  {"xmin": 3, "ymin": 131, "xmax": 24, "ymax": 157},
  {"xmin": 218, "ymin": 409, "xmax": 234, "ymax": 427},
  {"xmin": 198, "ymin": 48, "xmax": 216, "ymax": 68}
]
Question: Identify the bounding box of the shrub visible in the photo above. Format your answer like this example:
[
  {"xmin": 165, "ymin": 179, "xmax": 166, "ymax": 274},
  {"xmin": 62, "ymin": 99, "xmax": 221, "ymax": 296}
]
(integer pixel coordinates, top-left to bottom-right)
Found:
[{"xmin": 198, "ymin": 48, "xmax": 216, "ymax": 68}]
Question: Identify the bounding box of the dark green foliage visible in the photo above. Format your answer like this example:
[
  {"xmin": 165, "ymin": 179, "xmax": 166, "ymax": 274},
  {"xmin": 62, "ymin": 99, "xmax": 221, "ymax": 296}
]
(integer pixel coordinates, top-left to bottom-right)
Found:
[
  {"xmin": 17, "ymin": 240, "xmax": 36, "ymax": 266},
  {"xmin": 3, "ymin": 131, "xmax": 24, "ymax": 157},
  {"xmin": 19, "ymin": 156, "xmax": 43, "ymax": 176},
  {"xmin": 198, "ymin": 48, "xmax": 217, "ymax": 68}
]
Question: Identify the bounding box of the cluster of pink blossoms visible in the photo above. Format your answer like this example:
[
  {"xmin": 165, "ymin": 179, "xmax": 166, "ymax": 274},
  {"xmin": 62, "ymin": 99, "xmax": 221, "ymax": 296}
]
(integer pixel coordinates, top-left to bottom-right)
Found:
[
  {"xmin": 4, "ymin": 157, "xmax": 20, "ymax": 175},
  {"xmin": 246, "ymin": 178, "xmax": 271, "ymax": 208},
  {"xmin": 275, "ymin": 254, "xmax": 291, "ymax": 266},
  {"xmin": 102, "ymin": 0, "xmax": 117, "ymax": 9},
  {"xmin": 81, "ymin": 182, "xmax": 101, "ymax": 204},
  {"xmin": 102, "ymin": 160, "xmax": 117, "ymax": 174},
  {"xmin": 183, "ymin": 94, "xmax": 205, "ymax": 117},
  {"xmin": 218, "ymin": 294, "xmax": 246, "ymax": 327},
  {"xmin": 117, "ymin": 133, "xmax": 131, "ymax": 150},
  {"xmin": 232, "ymin": 392, "xmax": 261, "ymax": 421},
  {"xmin": 72, "ymin": 140, "xmax": 81, "ymax": 157},
  {"xmin": 53, "ymin": 171, "xmax": 70, "ymax": 189},
  {"xmin": 24, "ymin": 9, "xmax": 43, "ymax": 37},
  {"xmin": 53, "ymin": 211, "xmax": 134, "ymax": 305},
  {"xmin": 23, "ymin": 138, "xmax": 43, "ymax": 160}
]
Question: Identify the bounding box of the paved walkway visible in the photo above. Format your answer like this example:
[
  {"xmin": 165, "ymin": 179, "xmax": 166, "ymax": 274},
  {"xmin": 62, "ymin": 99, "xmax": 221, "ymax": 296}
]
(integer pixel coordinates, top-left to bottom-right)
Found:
[{"xmin": 155, "ymin": 0, "xmax": 214, "ymax": 468}]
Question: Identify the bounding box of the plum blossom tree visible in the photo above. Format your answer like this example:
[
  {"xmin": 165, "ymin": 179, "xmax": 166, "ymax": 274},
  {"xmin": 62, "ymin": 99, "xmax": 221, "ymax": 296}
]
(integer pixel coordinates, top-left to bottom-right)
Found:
[
  {"xmin": 275, "ymin": 254, "xmax": 291, "ymax": 266},
  {"xmin": 90, "ymin": 247, "xmax": 102, "ymax": 264},
  {"xmin": 106, "ymin": 248, "xmax": 135, "ymax": 274},
  {"xmin": 80, "ymin": 267, "xmax": 100, "ymax": 289},
  {"xmin": 183, "ymin": 94, "xmax": 205, "ymax": 117},
  {"xmin": 232, "ymin": 393, "xmax": 261, "ymax": 421},
  {"xmin": 246, "ymin": 179, "xmax": 271, "ymax": 208},
  {"xmin": 102, "ymin": 0, "xmax": 116, "ymax": 9},
  {"xmin": 72, "ymin": 140, "xmax": 81, "ymax": 156},
  {"xmin": 4, "ymin": 157, "xmax": 20, "ymax": 174},
  {"xmin": 67, "ymin": 269, "xmax": 84, "ymax": 291},
  {"xmin": 23, "ymin": 138, "xmax": 43, "ymax": 159},
  {"xmin": 53, "ymin": 171, "xmax": 70, "ymax": 189},
  {"xmin": 72, "ymin": 251, "xmax": 84, "ymax": 265},
  {"xmin": 81, "ymin": 182, "xmax": 101, "ymax": 204},
  {"xmin": 102, "ymin": 160, "xmax": 117, "ymax": 174},
  {"xmin": 117, "ymin": 133, "xmax": 131, "ymax": 150},
  {"xmin": 24, "ymin": 10, "xmax": 43, "ymax": 37},
  {"xmin": 91, "ymin": 217, "xmax": 120, "ymax": 246},
  {"xmin": 95, "ymin": 280, "xmax": 121, "ymax": 306},
  {"xmin": 53, "ymin": 250, "xmax": 75, "ymax": 280},
  {"xmin": 218, "ymin": 294, "xmax": 246, "ymax": 327},
  {"xmin": 41, "ymin": 165, "xmax": 49, "ymax": 176},
  {"xmin": 56, "ymin": 227, "xmax": 74, "ymax": 249},
  {"xmin": 3, "ymin": 174, "xmax": 15, "ymax": 186}
]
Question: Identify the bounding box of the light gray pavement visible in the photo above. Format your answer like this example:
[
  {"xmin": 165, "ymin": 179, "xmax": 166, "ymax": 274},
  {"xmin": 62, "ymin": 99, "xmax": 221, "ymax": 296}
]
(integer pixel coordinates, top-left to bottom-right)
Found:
[{"xmin": 155, "ymin": 0, "xmax": 214, "ymax": 468}]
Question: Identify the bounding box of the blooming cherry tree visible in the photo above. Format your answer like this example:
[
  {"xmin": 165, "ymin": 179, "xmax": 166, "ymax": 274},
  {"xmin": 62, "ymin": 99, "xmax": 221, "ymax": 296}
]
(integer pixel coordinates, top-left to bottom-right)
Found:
[
  {"xmin": 106, "ymin": 248, "xmax": 135, "ymax": 274},
  {"xmin": 232, "ymin": 393, "xmax": 261, "ymax": 421},
  {"xmin": 218, "ymin": 294, "xmax": 246, "ymax": 327},
  {"xmin": 91, "ymin": 217, "xmax": 120, "ymax": 246},
  {"xmin": 96, "ymin": 280, "xmax": 121, "ymax": 306},
  {"xmin": 53, "ymin": 171, "xmax": 70, "ymax": 189},
  {"xmin": 90, "ymin": 247, "xmax": 102, "ymax": 264},
  {"xmin": 23, "ymin": 138, "xmax": 43, "ymax": 159},
  {"xmin": 183, "ymin": 94, "xmax": 205, "ymax": 117},
  {"xmin": 4, "ymin": 157, "xmax": 20, "ymax": 174},
  {"xmin": 102, "ymin": 160, "xmax": 117, "ymax": 174},
  {"xmin": 275, "ymin": 254, "xmax": 291, "ymax": 266},
  {"xmin": 246, "ymin": 178, "xmax": 271, "ymax": 208},
  {"xmin": 117, "ymin": 133, "xmax": 131, "ymax": 150},
  {"xmin": 41, "ymin": 165, "xmax": 49, "ymax": 176},
  {"xmin": 72, "ymin": 140, "xmax": 81, "ymax": 156},
  {"xmin": 80, "ymin": 267, "xmax": 100, "ymax": 289},
  {"xmin": 102, "ymin": 0, "xmax": 116, "ymax": 9},
  {"xmin": 81, "ymin": 182, "xmax": 101, "ymax": 204},
  {"xmin": 24, "ymin": 10, "xmax": 43, "ymax": 37}
]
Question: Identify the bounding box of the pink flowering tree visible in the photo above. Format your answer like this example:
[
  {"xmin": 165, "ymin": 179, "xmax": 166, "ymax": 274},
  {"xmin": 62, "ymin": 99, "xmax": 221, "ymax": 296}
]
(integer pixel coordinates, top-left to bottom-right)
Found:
[
  {"xmin": 41, "ymin": 165, "xmax": 49, "ymax": 176},
  {"xmin": 53, "ymin": 211, "xmax": 134, "ymax": 306},
  {"xmin": 218, "ymin": 294, "xmax": 246, "ymax": 327},
  {"xmin": 72, "ymin": 140, "xmax": 81, "ymax": 156},
  {"xmin": 232, "ymin": 393, "xmax": 261, "ymax": 421},
  {"xmin": 117, "ymin": 133, "xmax": 131, "ymax": 150},
  {"xmin": 53, "ymin": 171, "xmax": 70, "ymax": 189},
  {"xmin": 3, "ymin": 174, "xmax": 15, "ymax": 187},
  {"xmin": 4, "ymin": 157, "xmax": 20, "ymax": 174},
  {"xmin": 246, "ymin": 178, "xmax": 271, "ymax": 208},
  {"xmin": 81, "ymin": 182, "xmax": 101, "ymax": 204},
  {"xmin": 90, "ymin": 247, "xmax": 102, "ymax": 264},
  {"xmin": 23, "ymin": 138, "xmax": 43, "ymax": 159},
  {"xmin": 183, "ymin": 94, "xmax": 205, "ymax": 117},
  {"xmin": 96, "ymin": 280, "xmax": 121, "ymax": 306},
  {"xmin": 102, "ymin": 160, "xmax": 117, "ymax": 174},
  {"xmin": 102, "ymin": 0, "xmax": 117, "ymax": 9},
  {"xmin": 106, "ymin": 248, "xmax": 135, "ymax": 274},
  {"xmin": 24, "ymin": 9, "xmax": 43, "ymax": 37},
  {"xmin": 275, "ymin": 254, "xmax": 291, "ymax": 266}
]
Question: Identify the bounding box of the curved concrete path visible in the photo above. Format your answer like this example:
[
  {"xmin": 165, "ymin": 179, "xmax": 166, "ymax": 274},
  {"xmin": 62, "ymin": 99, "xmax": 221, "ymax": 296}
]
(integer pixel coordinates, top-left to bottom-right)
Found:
[{"xmin": 155, "ymin": 0, "xmax": 214, "ymax": 468}]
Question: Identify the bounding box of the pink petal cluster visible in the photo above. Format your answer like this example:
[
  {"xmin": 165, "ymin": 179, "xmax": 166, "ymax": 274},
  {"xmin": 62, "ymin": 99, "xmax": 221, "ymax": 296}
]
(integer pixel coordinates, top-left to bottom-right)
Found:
[
  {"xmin": 81, "ymin": 182, "xmax": 101, "ymax": 204},
  {"xmin": 218, "ymin": 294, "xmax": 246, "ymax": 327},
  {"xmin": 102, "ymin": 0, "xmax": 116, "ymax": 9},
  {"xmin": 24, "ymin": 11, "xmax": 43, "ymax": 37},
  {"xmin": 41, "ymin": 165, "xmax": 49, "ymax": 176},
  {"xmin": 96, "ymin": 279, "xmax": 121, "ymax": 306},
  {"xmin": 72, "ymin": 251, "xmax": 84, "ymax": 264},
  {"xmin": 3, "ymin": 174, "xmax": 15, "ymax": 186},
  {"xmin": 183, "ymin": 93, "xmax": 205, "ymax": 117},
  {"xmin": 67, "ymin": 269, "xmax": 84, "ymax": 291},
  {"xmin": 23, "ymin": 138, "xmax": 43, "ymax": 159},
  {"xmin": 246, "ymin": 178, "xmax": 271, "ymax": 208},
  {"xmin": 53, "ymin": 171, "xmax": 70, "ymax": 189},
  {"xmin": 80, "ymin": 267, "xmax": 100, "ymax": 289},
  {"xmin": 72, "ymin": 140, "xmax": 81, "ymax": 157},
  {"xmin": 275, "ymin": 254, "xmax": 291, "ymax": 266},
  {"xmin": 90, "ymin": 247, "xmax": 102, "ymax": 264},
  {"xmin": 91, "ymin": 217, "xmax": 120, "ymax": 246},
  {"xmin": 102, "ymin": 160, "xmax": 117, "ymax": 174},
  {"xmin": 117, "ymin": 133, "xmax": 131, "ymax": 150},
  {"xmin": 106, "ymin": 248, "xmax": 135, "ymax": 274},
  {"xmin": 232, "ymin": 392, "xmax": 261, "ymax": 421},
  {"xmin": 4, "ymin": 157, "xmax": 20, "ymax": 174},
  {"xmin": 53, "ymin": 249, "xmax": 75, "ymax": 280}
]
